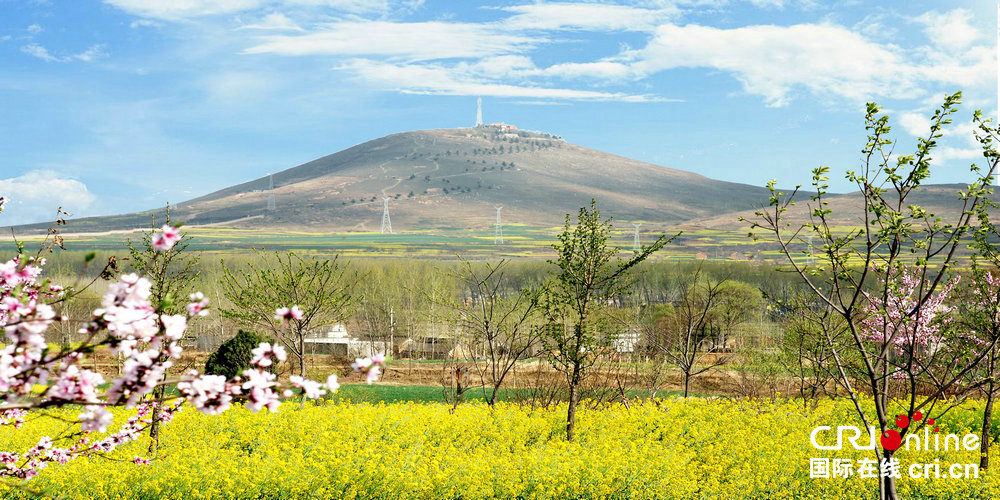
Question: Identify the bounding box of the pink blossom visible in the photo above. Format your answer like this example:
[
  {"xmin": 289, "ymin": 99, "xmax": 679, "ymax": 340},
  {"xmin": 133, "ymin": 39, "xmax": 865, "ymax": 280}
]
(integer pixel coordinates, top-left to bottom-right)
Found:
[
  {"xmin": 351, "ymin": 354, "xmax": 386, "ymax": 384},
  {"xmin": 325, "ymin": 374, "xmax": 340, "ymax": 392},
  {"xmin": 151, "ymin": 225, "xmax": 182, "ymax": 252},
  {"xmin": 860, "ymin": 266, "xmax": 957, "ymax": 351},
  {"xmin": 177, "ymin": 374, "xmax": 231, "ymax": 415},
  {"xmin": 241, "ymin": 369, "xmax": 280, "ymax": 412},
  {"xmin": 50, "ymin": 366, "xmax": 104, "ymax": 403},
  {"xmin": 274, "ymin": 305, "xmax": 304, "ymax": 322},
  {"xmin": 186, "ymin": 292, "xmax": 209, "ymax": 317},
  {"xmin": 160, "ymin": 314, "xmax": 187, "ymax": 342},
  {"xmin": 289, "ymin": 375, "xmax": 326, "ymax": 399},
  {"xmin": 250, "ymin": 343, "xmax": 286, "ymax": 368},
  {"xmin": 78, "ymin": 406, "xmax": 113, "ymax": 433}
]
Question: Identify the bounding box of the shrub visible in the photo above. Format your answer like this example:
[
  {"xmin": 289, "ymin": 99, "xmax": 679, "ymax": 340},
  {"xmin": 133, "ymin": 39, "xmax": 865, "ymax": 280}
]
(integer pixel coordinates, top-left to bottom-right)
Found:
[{"xmin": 205, "ymin": 330, "xmax": 277, "ymax": 379}]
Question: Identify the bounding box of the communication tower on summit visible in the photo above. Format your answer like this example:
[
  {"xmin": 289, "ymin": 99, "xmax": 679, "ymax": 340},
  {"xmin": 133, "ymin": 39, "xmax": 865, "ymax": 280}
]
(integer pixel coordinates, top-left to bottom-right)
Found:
[
  {"xmin": 476, "ymin": 97, "xmax": 483, "ymax": 127},
  {"xmin": 380, "ymin": 198, "xmax": 393, "ymax": 234},
  {"xmin": 266, "ymin": 173, "xmax": 276, "ymax": 211},
  {"xmin": 494, "ymin": 206, "xmax": 503, "ymax": 245},
  {"xmin": 632, "ymin": 223, "xmax": 641, "ymax": 251}
]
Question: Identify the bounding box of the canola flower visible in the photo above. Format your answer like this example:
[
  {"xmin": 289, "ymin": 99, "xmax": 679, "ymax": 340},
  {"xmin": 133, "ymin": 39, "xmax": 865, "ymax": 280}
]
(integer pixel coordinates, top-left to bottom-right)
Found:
[
  {"xmin": 1, "ymin": 396, "xmax": 999, "ymax": 499},
  {"xmin": 0, "ymin": 223, "xmax": 383, "ymax": 480}
]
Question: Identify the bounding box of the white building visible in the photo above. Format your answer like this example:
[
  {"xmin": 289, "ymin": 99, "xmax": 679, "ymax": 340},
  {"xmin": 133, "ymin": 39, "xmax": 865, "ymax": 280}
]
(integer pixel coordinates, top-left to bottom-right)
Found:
[{"xmin": 304, "ymin": 324, "xmax": 387, "ymax": 358}]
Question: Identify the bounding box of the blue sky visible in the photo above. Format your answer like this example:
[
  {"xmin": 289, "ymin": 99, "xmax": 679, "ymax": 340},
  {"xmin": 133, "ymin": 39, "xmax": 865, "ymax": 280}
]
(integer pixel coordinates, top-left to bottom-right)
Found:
[{"xmin": 0, "ymin": 0, "xmax": 996, "ymax": 225}]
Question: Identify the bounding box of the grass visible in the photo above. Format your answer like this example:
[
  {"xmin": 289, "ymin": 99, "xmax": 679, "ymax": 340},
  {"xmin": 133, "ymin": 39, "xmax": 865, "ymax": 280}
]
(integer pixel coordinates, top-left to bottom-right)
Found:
[{"xmin": 328, "ymin": 383, "xmax": 710, "ymax": 404}]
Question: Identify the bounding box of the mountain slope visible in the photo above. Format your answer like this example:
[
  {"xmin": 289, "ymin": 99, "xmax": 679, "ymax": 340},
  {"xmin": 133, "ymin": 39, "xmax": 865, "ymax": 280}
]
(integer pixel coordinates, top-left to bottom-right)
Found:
[{"xmin": 29, "ymin": 126, "xmax": 779, "ymax": 234}]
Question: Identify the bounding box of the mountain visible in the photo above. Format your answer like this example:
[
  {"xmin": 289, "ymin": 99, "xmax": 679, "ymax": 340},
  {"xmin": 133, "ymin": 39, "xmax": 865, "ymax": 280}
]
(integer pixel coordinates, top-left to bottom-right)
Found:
[
  {"xmin": 26, "ymin": 125, "xmax": 776, "ymax": 234},
  {"xmin": 16, "ymin": 125, "xmax": 989, "ymax": 237}
]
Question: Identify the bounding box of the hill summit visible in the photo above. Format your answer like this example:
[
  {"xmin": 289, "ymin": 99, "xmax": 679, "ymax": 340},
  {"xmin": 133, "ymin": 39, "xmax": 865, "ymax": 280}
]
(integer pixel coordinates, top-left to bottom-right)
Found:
[{"xmin": 67, "ymin": 125, "xmax": 772, "ymax": 233}]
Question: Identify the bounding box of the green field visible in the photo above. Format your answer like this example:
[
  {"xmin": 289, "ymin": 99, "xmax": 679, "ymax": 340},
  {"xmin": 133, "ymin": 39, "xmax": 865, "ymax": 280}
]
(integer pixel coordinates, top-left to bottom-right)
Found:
[{"xmin": 3, "ymin": 223, "xmax": 804, "ymax": 263}]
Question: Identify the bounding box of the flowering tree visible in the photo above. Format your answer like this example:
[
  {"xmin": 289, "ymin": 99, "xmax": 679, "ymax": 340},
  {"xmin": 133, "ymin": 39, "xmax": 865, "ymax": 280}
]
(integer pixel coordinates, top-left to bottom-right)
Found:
[
  {"xmin": 125, "ymin": 214, "xmax": 201, "ymax": 455},
  {"xmin": 0, "ymin": 211, "xmax": 383, "ymax": 481},
  {"xmin": 748, "ymin": 93, "xmax": 1000, "ymax": 500}
]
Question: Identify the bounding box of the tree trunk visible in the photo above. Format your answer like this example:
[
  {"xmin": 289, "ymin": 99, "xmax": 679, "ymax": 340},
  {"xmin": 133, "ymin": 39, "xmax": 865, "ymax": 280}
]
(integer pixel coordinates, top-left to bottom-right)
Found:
[
  {"xmin": 147, "ymin": 384, "xmax": 165, "ymax": 456},
  {"xmin": 566, "ymin": 381, "xmax": 578, "ymax": 441},
  {"xmin": 683, "ymin": 371, "xmax": 690, "ymax": 398},
  {"xmin": 880, "ymin": 449, "xmax": 899, "ymax": 500},
  {"xmin": 298, "ymin": 336, "xmax": 306, "ymax": 378},
  {"xmin": 566, "ymin": 355, "xmax": 585, "ymax": 441},
  {"xmin": 982, "ymin": 379, "xmax": 994, "ymax": 470}
]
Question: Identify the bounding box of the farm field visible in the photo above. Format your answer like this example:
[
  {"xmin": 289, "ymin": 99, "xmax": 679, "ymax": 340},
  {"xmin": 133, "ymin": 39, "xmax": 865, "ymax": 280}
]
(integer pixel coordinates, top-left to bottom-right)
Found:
[
  {"xmin": 1, "ymin": 397, "xmax": 996, "ymax": 500},
  {"xmin": 0, "ymin": 223, "xmax": 824, "ymax": 264}
]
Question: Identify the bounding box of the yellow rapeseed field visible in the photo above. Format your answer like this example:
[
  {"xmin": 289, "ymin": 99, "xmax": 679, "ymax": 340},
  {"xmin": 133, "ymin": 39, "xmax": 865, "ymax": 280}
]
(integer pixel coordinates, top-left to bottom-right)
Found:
[{"xmin": 1, "ymin": 397, "xmax": 998, "ymax": 499}]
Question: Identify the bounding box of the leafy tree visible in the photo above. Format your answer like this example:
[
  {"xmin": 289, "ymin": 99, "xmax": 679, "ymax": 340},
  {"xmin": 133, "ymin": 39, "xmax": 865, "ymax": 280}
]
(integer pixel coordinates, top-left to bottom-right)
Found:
[
  {"xmin": 542, "ymin": 199, "xmax": 672, "ymax": 440},
  {"xmin": 220, "ymin": 251, "xmax": 358, "ymax": 377}
]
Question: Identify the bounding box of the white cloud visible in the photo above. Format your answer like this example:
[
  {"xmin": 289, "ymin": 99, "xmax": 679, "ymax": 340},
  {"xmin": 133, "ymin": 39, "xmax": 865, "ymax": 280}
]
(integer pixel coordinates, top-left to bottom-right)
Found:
[
  {"xmin": 105, "ymin": 0, "xmax": 403, "ymax": 20},
  {"xmin": 914, "ymin": 8, "xmax": 981, "ymax": 52},
  {"xmin": 74, "ymin": 45, "xmax": 108, "ymax": 62},
  {"xmin": 245, "ymin": 21, "xmax": 540, "ymax": 61},
  {"xmin": 898, "ymin": 111, "xmax": 931, "ymax": 137},
  {"xmin": 21, "ymin": 44, "xmax": 60, "ymax": 62},
  {"xmin": 129, "ymin": 19, "xmax": 161, "ymax": 29},
  {"xmin": 26, "ymin": 24, "xmax": 43, "ymax": 34},
  {"xmin": 500, "ymin": 3, "xmax": 680, "ymax": 32},
  {"xmin": 626, "ymin": 23, "xmax": 923, "ymax": 106},
  {"xmin": 0, "ymin": 171, "xmax": 96, "ymax": 226},
  {"xmin": 339, "ymin": 59, "xmax": 661, "ymax": 101},
  {"xmin": 103, "ymin": 0, "xmax": 264, "ymax": 21},
  {"xmin": 204, "ymin": 71, "xmax": 278, "ymax": 102},
  {"xmin": 239, "ymin": 13, "xmax": 304, "ymax": 31},
  {"xmin": 21, "ymin": 44, "xmax": 108, "ymax": 63},
  {"xmin": 286, "ymin": 0, "xmax": 392, "ymax": 14},
  {"xmin": 540, "ymin": 61, "xmax": 634, "ymax": 81},
  {"xmin": 103, "ymin": 1, "xmax": 1000, "ymax": 108}
]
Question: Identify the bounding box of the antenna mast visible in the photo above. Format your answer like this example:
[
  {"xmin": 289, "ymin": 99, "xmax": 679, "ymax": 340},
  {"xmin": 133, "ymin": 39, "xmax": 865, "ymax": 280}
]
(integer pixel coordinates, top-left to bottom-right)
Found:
[
  {"xmin": 380, "ymin": 198, "xmax": 393, "ymax": 234},
  {"xmin": 266, "ymin": 173, "xmax": 276, "ymax": 211},
  {"xmin": 494, "ymin": 206, "xmax": 503, "ymax": 245},
  {"xmin": 632, "ymin": 223, "xmax": 641, "ymax": 251},
  {"xmin": 476, "ymin": 97, "xmax": 483, "ymax": 127}
]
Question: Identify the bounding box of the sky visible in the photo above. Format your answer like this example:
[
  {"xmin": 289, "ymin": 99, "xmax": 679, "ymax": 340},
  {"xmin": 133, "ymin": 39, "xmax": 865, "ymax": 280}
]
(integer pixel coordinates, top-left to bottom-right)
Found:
[{"xmin": 0, "ymin": 0, "xmax": 996, "ymax": 225}]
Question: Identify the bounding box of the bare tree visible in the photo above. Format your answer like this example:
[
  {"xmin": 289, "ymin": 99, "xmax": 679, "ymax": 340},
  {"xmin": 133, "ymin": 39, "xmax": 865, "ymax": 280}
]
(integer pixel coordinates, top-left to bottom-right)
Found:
[
  {"xmin": 776, "ymin": 298, "xmax": 845, "ymax": 407},
  {"xmin": 451, "ymin": 259, "xmax": 542, "ymax": 406},
  {"xmin": 649, "ymin": 270, "xmax": 730, "ymax": 397}
]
